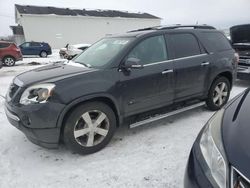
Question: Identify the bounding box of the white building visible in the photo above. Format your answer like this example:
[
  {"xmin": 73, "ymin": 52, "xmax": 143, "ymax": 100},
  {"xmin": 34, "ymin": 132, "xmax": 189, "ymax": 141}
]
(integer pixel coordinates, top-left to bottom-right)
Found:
[{"xmin": 13, "ymin": 4, "xmax": 161, "ymax": 48}]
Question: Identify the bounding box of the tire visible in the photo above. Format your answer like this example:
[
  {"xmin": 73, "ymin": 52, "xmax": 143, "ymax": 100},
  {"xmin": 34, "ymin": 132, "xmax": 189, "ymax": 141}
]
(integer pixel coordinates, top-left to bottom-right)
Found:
[
  {"xmin": 63, "ymin": 102, "xmax": 116, "ymax": 154},
  {"xmin": 206, "ymin": 77, "xmax": 230, "ymax": 111},
  {"xmin": 40, "ymin": 51, "xmax": 48, "ymax": 58},
  {"xmin": 3, "ymin": 56, "xmax": 15, "ymax": 66}
]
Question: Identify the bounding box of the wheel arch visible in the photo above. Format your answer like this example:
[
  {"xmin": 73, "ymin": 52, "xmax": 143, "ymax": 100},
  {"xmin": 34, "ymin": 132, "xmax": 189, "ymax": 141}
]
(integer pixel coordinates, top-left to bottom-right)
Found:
[
  {"xmin": 216, "ymin": 71, "xmax": 233, "ymax": 89},
  {"xmin": 209, "ymin": 71, "xmax": 233, "ymax": 91},
  {"xmin": 3, "ymin": 55, "xmax": 16, "ymax": 61},
  {"xmin": 57, "ymin": 95, "xmax": 121, "ymax": 141}
]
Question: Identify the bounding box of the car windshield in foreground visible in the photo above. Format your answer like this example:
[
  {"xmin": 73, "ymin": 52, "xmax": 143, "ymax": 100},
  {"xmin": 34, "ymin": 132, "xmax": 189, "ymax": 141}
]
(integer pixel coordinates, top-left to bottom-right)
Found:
[{"xmin": 73, "ymin": 37, "xmax": 133, "ymax": 68}]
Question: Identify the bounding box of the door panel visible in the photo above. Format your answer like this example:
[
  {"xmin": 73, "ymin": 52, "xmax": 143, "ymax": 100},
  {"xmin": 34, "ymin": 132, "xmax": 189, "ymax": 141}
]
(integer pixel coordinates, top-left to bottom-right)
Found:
[
  {"xmin": 120, "ymin": 62, "xmax": 174, "ymax": 115},
  {"xmin": 173, "ymin": 55, "xmax": 210, "ymax": 99},
  {"xmin": 119, "ymin": 35, "xmax": 174, "ymax": 116},
  {"xmin": 168, "ymin": 33, "xmax": 211, "ymax": 100}
]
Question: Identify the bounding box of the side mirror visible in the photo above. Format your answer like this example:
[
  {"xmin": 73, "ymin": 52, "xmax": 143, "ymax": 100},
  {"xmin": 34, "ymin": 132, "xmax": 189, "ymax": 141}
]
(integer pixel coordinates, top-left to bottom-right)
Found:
[{"xmin": 123, "ymin": 58, "xmax": 144, "ymax": 70}]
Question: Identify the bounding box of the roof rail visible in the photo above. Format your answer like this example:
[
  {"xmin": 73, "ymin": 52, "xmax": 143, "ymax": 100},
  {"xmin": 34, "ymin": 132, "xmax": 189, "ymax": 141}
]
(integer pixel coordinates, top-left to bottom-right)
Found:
[
  {"xmin": 157, "ymin": 25, "xmax": 216, "ymax": 30},
  {"xmin": 128, "ymin": 24, "xmax": 216, "ymax": 32}
]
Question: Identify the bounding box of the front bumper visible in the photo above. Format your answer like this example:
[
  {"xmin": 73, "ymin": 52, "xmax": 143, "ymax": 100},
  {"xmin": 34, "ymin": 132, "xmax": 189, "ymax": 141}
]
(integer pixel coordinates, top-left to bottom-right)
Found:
[
  {"xmin": 4, "ymin": 101, "xmax": 65, "ymax": 148},
  {"xmin": 184, "ymin": 132, "xmax": 221, "ymax": 188},
  {"xmin": 237, "ymin": 66, "xmax": 250, "ymax": 80}
]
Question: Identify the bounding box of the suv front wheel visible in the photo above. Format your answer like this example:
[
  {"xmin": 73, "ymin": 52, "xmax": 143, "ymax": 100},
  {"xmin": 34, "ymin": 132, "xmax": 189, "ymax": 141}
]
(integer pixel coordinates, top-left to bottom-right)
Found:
[
  {"xmin": 206, "ymin": 77, "xmax": 230, "ymax": 111},
  {"xmin": 63, "ymin": 102, "xmax": 116, "ymax": 154}
]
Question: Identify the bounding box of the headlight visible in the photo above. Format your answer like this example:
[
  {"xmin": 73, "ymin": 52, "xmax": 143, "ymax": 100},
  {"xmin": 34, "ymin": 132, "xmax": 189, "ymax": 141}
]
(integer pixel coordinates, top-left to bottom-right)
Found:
[
  {"xmin": 199, "ymin": 109, "xmax": 228, "ymax": 188},
  {"xmin": 20, "ymin": 83, "xmax": 55, "ymax": 105}
]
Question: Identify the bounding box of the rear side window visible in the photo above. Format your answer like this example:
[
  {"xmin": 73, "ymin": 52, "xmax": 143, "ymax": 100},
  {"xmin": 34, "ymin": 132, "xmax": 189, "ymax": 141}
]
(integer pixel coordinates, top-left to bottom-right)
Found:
[
  {"xmin": 170, "ymin": 33, "xmax": 201, "ymax": 59},
  {"xmin": 0, "ymin": 43, "xmax": 10, "ymax": 48},
  {"xmin": 202, "ymin": 32, "xmax": 232, "ymax": 52},
  {"xmin": 31, "ymin": 42, "xmax": 41, "ymax": 47},
  {"xmin": 127, "ymin": 35, "xmax": 168, "ymax": 65}
]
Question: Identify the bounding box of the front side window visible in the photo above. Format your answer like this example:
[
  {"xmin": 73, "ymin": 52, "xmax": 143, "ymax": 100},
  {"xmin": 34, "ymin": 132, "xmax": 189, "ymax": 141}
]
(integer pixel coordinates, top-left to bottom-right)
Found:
[
  {"xmin": 127, "ymin": 35, "xmax": 168, "ymax": 65},
  {"xmin": 22, "ymin": 43, "xmax": 30, "ymax": 47},
  {"xmin": 171, "ymin": 33, "xmax": 201, "ymax": 59},
  {"xmin": 74, "ymin": 37, "xmax": 133, "ymax": 68}
]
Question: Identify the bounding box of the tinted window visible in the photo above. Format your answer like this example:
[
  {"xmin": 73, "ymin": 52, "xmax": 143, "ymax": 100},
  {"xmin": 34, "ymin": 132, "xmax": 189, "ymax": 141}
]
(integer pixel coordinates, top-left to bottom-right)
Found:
[
  {"xmin": 30, "ymin": 42, "xmax": 41, "ymax": 47},
  {"xmin": 202, "ymin": 32, "xmax": 232, "ymax": 51},
  {"xmin": 0, "ymin": 43, "xmax": 10, "ymax": 48},
  {"xmin": 171, "ymin": 33, "xmax": 201, "ymax": 58},
  {"xmin": 22, "ymin": 43, "xmax": 30, "ymax": 47},
  {"xmin": 127, "ymin": 35, "xmax": 168, "ymax": 65}
]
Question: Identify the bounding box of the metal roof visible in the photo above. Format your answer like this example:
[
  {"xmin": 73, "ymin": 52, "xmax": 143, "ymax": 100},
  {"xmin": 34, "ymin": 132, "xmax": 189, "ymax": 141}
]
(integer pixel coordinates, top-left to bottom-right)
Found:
[{"xmin": 15, "ymin": 4, "xmax": 160, "ymax": 19}]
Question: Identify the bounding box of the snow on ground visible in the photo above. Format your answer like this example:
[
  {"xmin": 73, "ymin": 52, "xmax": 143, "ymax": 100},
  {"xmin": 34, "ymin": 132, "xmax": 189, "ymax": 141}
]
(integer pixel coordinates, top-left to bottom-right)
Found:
[{"xmin": 0, "ymin": 53, "xmax": 249, "ymax": 188}]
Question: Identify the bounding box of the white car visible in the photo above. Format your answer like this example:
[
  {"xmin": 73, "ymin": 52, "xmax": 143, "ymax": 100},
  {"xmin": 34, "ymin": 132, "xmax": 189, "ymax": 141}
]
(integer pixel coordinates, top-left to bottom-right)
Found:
[{"xmin": 59, "ymin": 43, "xmax": 91, "ymax": 59}]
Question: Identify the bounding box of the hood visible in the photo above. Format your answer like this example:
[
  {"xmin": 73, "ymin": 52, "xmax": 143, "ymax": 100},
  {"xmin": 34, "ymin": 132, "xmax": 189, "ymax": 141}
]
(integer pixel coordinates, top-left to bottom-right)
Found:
[
  {"xmin": 222, "ymin": 89, "xmax": 250, "ymax": 179},
  {"xmin": 230, "ymin": 24, "xmax": 250, "ymax": 44},
  {"xmin": 15, "ymin": 61, "xmax": 96, "ymax": 86}
]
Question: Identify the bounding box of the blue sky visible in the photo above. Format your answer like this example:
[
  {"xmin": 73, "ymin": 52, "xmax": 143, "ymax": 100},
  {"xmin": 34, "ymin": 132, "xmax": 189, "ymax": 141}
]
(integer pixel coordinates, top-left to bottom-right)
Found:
[{"xmin": 0, "ymin": 0, "xmax": 249, "ymax": 36}]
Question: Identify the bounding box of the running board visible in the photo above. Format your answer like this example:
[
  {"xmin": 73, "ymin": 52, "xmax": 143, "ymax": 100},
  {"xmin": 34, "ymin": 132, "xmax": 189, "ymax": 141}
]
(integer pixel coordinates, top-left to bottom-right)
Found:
[{"xmin": 129, "ymin": 102, "xmax": 205, "ymax": 128}]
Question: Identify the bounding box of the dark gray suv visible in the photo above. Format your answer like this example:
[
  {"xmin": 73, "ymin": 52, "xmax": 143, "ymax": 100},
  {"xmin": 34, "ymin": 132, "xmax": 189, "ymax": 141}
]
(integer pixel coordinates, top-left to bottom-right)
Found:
[{"xmin": 4, "ymin": 25, "xmax": 238, "ymax": 154}]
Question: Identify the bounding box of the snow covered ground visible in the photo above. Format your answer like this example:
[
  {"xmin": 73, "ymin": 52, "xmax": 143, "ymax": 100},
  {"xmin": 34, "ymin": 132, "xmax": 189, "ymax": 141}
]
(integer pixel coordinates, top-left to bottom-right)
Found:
[{"xmin": 0, "ymin": 52, "xmax": 248, "ymax": 188}]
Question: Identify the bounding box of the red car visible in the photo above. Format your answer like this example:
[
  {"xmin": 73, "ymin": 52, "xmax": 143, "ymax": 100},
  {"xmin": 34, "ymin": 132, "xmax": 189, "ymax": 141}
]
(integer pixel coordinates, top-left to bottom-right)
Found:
[{"xmin": 0, "ymin": 41, "xmax": 23, "ymax": 67}]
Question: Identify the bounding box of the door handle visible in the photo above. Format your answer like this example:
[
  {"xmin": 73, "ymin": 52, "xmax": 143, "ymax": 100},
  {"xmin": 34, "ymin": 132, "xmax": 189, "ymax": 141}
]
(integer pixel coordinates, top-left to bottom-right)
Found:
[
  {"xmin": 162, "ymin": 69, "xmax": 173, "ymax": 75},
  {"xmin": 201, "ymin": 62, "xmax": 210, "ymax": 66}
]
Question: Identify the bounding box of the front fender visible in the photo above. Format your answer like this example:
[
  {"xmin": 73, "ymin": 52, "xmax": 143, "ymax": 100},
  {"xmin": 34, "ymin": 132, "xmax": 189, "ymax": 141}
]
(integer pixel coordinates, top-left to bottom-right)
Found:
[{"xmin": 56, "ymin": 93, "xmax": 122, "ymax": 128}]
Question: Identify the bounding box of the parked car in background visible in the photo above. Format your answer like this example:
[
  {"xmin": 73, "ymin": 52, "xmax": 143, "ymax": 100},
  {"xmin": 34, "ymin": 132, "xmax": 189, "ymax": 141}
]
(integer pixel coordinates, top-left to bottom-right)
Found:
[
  {"xmin": 19, "ymin": 42, "xmax": 52, "ymax": 57},
  {"xmin": 5, "ymin": 25, "xmax": 237, "ymax": 155},
  {"xmin": 0, "ymin": 41, "xmax": 23, "ymax": 66},
  {"xmin": 59, "ymin": 43, "xmax": 90, "ymax": 59},
  {"xmin": 230, "ymin": 24, "xmax": 250, "ymax": 80},
  {"xmin": 185, "ymin": 88, "xmax": 250, "ymax": 188}
]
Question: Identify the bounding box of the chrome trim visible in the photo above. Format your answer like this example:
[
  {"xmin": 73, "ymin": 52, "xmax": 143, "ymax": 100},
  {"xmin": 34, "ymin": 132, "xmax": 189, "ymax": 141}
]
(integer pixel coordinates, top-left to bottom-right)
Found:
[
  {"xmin": 201, "ymin": 62, "xmax": 210, "ymax": 66},
  {"xmin": 143, "ymin": 60, "xmax": 172, "ymax": 67},
  {"xmin": 130, "ymin": 102, "xmax": 205, "ymax": 128},
  {"xmin": 13, "ymin": 78, "xmax": 24, "ymax": 87},
  {"xmin": 162, "ymin": 69, "xmax": 173, "ymax": 74},
  {"xmin": 143, "ymin": 53, "xmax": 208, "ymax": 67},
  {"xmin": 4, "ymin": 106, "xmax": 20, "ymax": 122},
  {"xmin": 173, "ymin": 53, "xmax": 208, "ymax": 61},
  {"xmin": 233, "ymin": 167, "xmax": 250, "ymax": 184}
]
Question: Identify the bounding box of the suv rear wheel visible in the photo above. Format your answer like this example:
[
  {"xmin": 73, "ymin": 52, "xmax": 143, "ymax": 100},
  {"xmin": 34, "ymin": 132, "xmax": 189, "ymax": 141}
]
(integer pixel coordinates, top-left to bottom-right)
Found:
[
  {"xmin": 3, "ymin": 56, "xmax": 15, "ymax": 66},
  {"xmin": 206, "ymin": 77, "xmax": 230, "ymax": 111},
  {"xmin": 40, "ymin": 51, "xmax": 48, "ymax": 58},
  {"xmin": 63, "ymin": 102, "xmax": 116, "ymax": 154}
]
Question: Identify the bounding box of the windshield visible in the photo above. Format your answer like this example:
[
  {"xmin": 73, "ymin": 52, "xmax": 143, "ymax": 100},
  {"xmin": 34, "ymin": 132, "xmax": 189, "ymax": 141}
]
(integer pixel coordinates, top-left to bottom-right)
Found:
[{"xmin": 73, "ymin": 37, "xmax": 133, "ymax": 68}]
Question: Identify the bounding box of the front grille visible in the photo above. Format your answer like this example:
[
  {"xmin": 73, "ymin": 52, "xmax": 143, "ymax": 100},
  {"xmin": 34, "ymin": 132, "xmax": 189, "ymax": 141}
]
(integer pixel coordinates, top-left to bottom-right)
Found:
[
  {"xmin": 239, "ymin": 59, "xmax": 250, "ymax": 66},
  {"xmin": 231, "ymin": 167, "xmax": 250, "ymax": 188},
  {"xmin": 7, "ymin": 83, "xmax": 19, "ymax": 100}
]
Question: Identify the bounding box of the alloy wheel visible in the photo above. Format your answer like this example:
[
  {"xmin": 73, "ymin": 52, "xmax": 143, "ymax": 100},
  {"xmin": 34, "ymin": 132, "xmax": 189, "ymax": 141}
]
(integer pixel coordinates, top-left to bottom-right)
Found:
[
  {"xmin": 213, "ymin": 82, "xmax": 228, "ymax": 107},
  {"xmin": 4, "ymin": 57, "xmax": 15, "ymax": 66},
  {"xmin": 41, "ymin": 51, "xmax": 47, "ymax": 57},
  {"xmin": 73, "ymin": 110, "xmax": 110, "ymax": 147}
]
